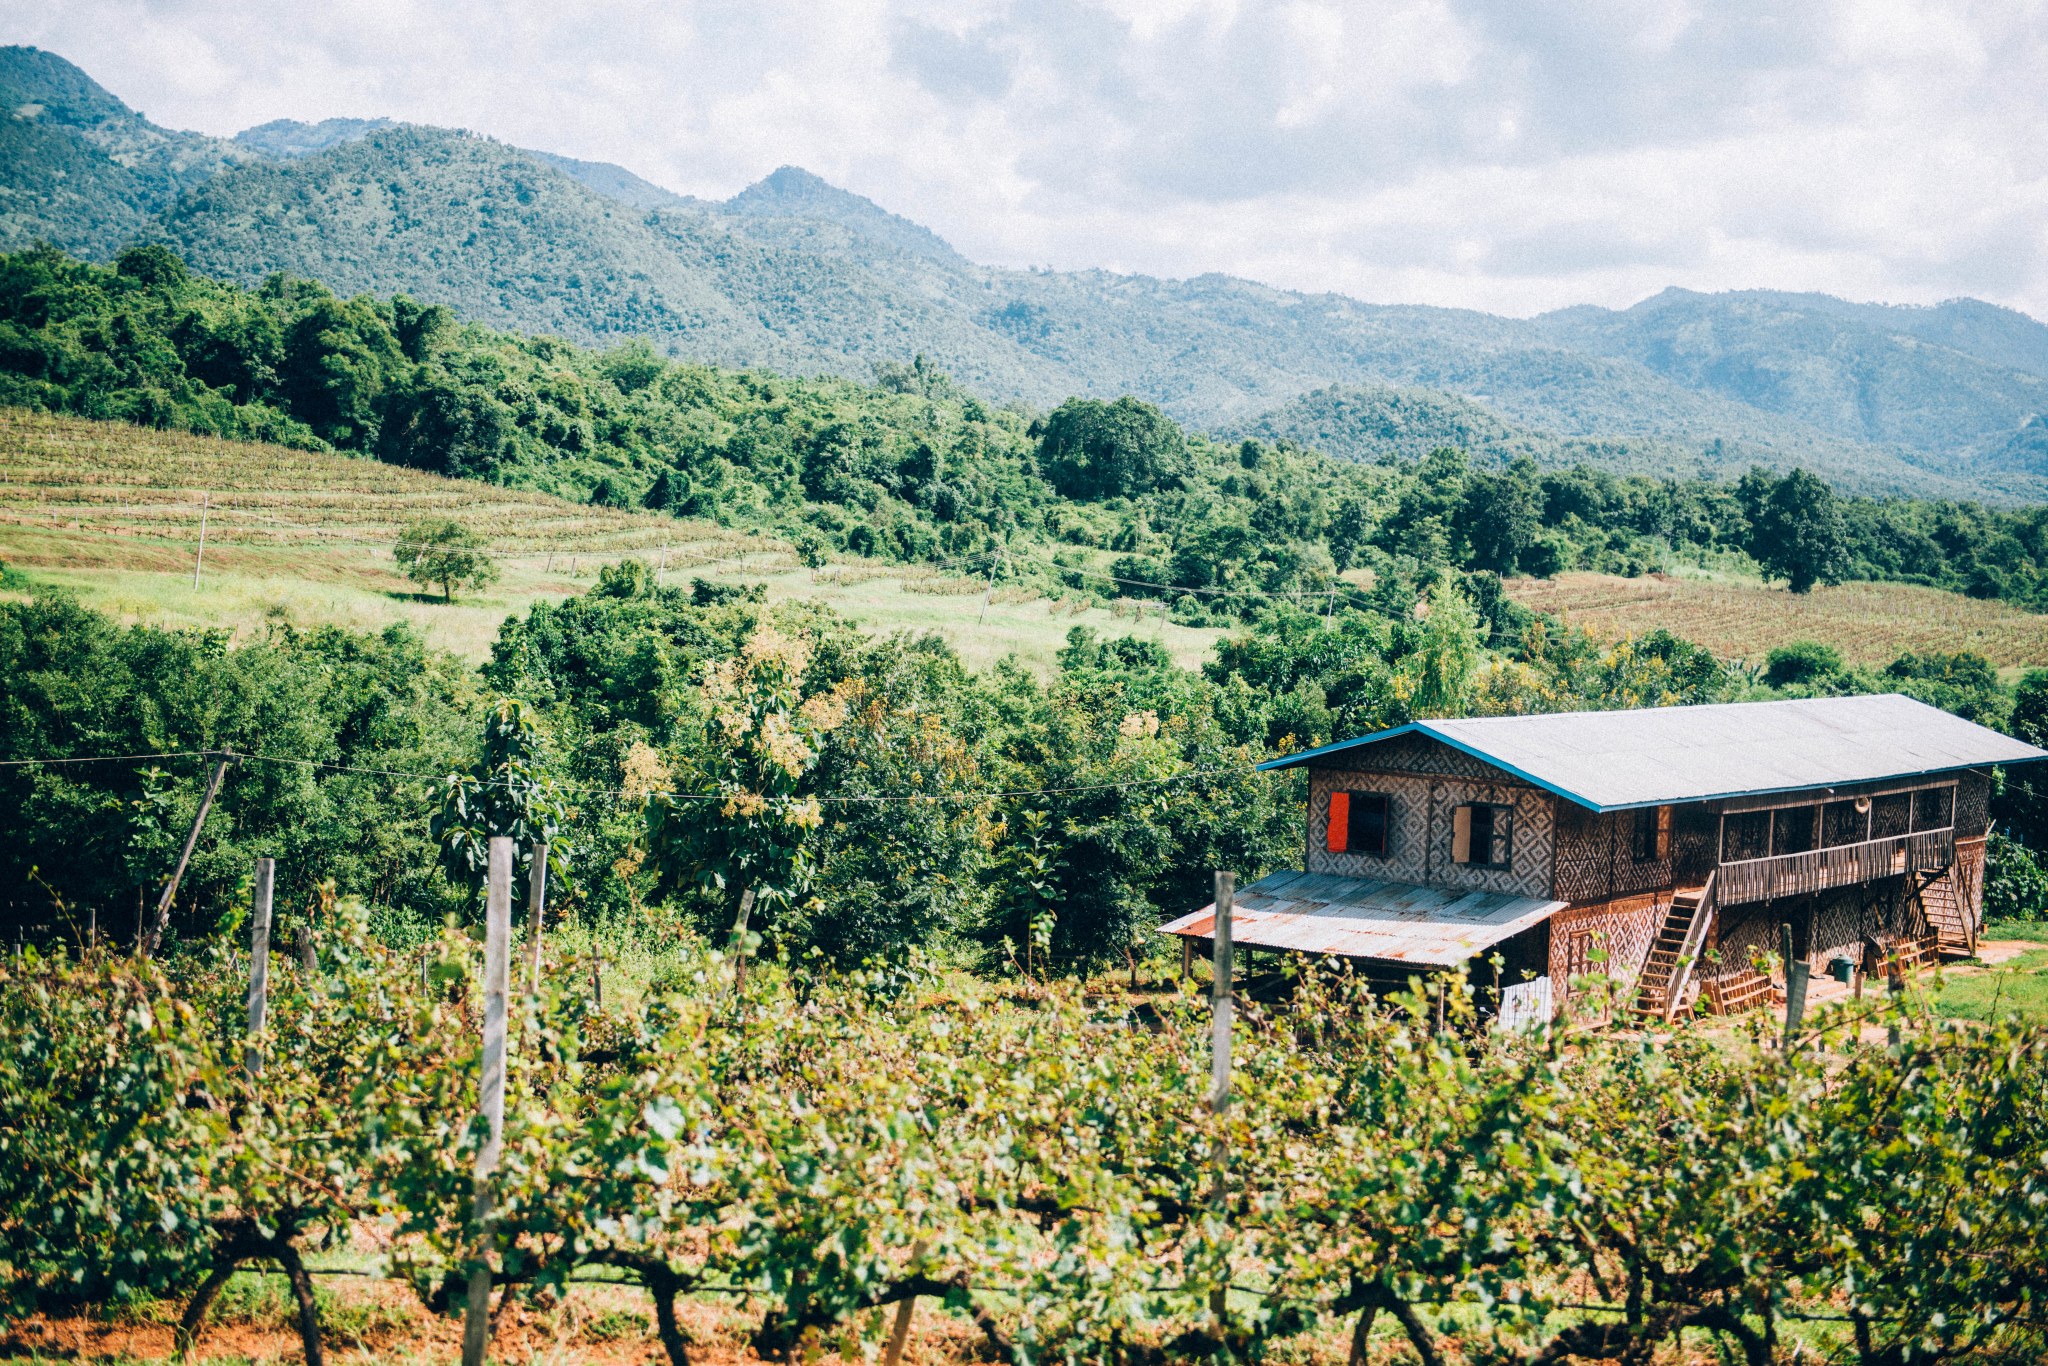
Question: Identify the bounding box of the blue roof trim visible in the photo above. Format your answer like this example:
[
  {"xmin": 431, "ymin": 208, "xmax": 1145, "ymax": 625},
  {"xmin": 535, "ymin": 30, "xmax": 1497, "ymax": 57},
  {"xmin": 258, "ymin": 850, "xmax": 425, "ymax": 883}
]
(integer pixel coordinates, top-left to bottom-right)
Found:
[{"xmin": 1256, "ymin": 719, "xmax": 2014, "ymax": 814}]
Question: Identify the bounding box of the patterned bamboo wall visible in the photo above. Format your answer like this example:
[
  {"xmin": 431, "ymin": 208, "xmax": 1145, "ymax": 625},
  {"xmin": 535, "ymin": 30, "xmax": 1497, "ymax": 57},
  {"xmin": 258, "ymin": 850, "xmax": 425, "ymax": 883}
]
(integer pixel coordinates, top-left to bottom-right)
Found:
[
  {"xmin": 1700, "ymin": 880, "xmax": 1920, "ymax": 988},
  {"xmin": 1547, "ymin": 893, "xmax": 1666, "ymax": 1008},
  {"xmin": 1958, "ymin": 771, "xmax": 1992, "ymax": 839},
  {"xmin": 1306, "ymin": 758, "xmax": 1554, "ymax": 900}
]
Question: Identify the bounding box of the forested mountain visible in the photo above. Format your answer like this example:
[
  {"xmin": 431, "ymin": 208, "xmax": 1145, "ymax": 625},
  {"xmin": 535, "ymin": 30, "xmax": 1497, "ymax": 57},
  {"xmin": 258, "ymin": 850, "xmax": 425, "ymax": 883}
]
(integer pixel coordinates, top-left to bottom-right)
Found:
[
  {"xmin": 1534, "ymin": 290, "xmax": 2048, "ymax": 463},
  {"xmin": 5, "ymin": 45, "xmax": 2048, "ymax": 502}
]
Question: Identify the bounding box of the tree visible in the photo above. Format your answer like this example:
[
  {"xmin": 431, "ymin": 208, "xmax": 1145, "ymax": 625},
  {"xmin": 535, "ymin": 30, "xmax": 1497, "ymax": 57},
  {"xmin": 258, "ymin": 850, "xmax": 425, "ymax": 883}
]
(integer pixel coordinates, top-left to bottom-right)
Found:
[
  {"xmin": 429, "ymin": 698, "xmax": 572, "ymax": 911},
  {"xmin": 643, "ymin": 625, "xmax": 847, "ymax": 936},
  {"xmin": 1405, "ymin": 579, "xmax": 1483, "ymax": 718},
  {"xmin": 1464, "ymin": 459, "xmax": 1542, "ymax": 573},
  {"xmin": 1751, "ymin": 468, "xmax": 1849, "ymax": 593},
  {"xmin": 394, "ymin": 518, "xmax": 499, "ymax": 601},
  {"xmin": 1037, "ymin": 396, "xmax": 1188, "ymax": 501}
]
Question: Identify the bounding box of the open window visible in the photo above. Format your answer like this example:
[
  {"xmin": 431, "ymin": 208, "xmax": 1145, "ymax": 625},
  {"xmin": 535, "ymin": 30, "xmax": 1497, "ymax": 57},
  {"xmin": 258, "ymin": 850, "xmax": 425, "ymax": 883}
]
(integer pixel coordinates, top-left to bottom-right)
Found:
[
  {"xmin": 1453, "ymin": 802, "xmax": 1514, "ymax": 869},
  {"xmin": 1631, "ymin": 805, "xmax": 1672, "ymax": 862},
  {"xmin": 1326, "ymin": 791, "xmax": 1391, "ymax": 857}
]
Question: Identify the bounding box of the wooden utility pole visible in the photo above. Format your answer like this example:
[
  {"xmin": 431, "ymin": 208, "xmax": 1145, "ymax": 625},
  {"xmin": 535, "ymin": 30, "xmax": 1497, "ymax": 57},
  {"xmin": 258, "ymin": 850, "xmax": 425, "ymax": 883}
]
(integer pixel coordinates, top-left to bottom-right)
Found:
[
  {"xmin": 142, "ymin": 753, "xmax": 231, "ymax": 960},
  {"xmin": 192, "ymin": 492, "xmax": 210, "ymax": 588},
  {"xmin": 978, "ymin": 550, "xmax": 1003, "ymax": 625},
  {"xmin": 244, "ymin": 858, "xmax": 273, "ymax": 1079},
  {"xmin": 525, "ymin": 842, "xmax": 549, "ymax": 994},
  {"xmin": 462, "ymin": 837, "xmax": 513, "ymax": 1366}
]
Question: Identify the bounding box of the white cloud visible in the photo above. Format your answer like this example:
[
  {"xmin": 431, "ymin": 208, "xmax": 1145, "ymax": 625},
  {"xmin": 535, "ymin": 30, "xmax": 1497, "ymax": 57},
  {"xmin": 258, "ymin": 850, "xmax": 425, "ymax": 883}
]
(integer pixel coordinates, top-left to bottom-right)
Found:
[{"xmin": 7, "ymin": 0, "xmax": 2048, "ymax": 319}]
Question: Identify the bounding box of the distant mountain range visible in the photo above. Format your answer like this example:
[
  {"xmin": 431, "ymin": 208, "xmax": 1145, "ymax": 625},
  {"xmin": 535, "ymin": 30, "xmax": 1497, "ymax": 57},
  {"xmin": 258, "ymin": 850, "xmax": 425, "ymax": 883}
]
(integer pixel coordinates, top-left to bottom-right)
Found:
[{"xmin": 4, "ymin": 44, "xmax": 2047, "ymax": 503}]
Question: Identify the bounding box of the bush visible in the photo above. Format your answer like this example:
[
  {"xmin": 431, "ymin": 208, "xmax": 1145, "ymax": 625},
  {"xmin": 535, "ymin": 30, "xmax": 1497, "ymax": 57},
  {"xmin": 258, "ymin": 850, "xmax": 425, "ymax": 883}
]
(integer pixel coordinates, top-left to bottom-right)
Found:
[
  {"xmin": 1764, "ymin": 639, "xmax": 1844, "ymax": 685},
  {"xmin": 1985, "ymin": 831, "xmax": 2048, "ymax": 923}
]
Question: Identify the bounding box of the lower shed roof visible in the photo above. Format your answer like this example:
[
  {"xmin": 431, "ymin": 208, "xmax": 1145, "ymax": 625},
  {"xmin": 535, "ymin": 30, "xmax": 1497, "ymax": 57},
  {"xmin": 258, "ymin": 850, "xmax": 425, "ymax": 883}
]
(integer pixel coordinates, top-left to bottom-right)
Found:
[{"xmin": 1158, "ymin": 869, "xmax": 1564, "ymax": 968}]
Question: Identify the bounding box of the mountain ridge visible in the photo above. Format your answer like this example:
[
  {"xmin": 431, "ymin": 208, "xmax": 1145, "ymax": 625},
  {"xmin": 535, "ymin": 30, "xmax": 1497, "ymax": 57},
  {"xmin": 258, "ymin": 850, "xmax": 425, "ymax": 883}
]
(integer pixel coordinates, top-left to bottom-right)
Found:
[{"xmin": 4, "ymin": 45, "xmax": 2048, "ymax": 503}]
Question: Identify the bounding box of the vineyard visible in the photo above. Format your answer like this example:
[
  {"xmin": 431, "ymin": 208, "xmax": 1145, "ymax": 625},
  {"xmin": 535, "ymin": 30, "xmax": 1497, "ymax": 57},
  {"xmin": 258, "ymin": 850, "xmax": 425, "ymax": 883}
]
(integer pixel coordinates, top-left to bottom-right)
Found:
[
  {"xmin": 2, "ymin": 869, "xmax": 2046, "ymax": 1366},
  {"xmin": 1505, "ymin": 572, "xmax": 2048, "ymax": 670}
]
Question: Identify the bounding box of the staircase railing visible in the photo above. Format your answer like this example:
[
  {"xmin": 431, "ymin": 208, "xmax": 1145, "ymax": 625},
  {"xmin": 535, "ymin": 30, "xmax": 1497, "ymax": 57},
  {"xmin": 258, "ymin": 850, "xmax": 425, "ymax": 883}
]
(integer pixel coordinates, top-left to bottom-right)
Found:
[{"xmin": 1662, "ymin": 869, "xmax": 1718, "ymax": 1025}]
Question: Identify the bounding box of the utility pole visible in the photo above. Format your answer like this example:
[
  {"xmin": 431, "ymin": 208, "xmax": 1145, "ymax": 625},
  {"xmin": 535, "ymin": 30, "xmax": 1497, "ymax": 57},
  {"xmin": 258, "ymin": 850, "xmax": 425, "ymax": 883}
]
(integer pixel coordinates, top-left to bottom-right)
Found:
[
  {"xmin": 142, "ymin": 752, "xmax": 231, "ymax": 960},
  {"xmin": 978, "ymin": 549, "xmax": 1003, "ymax": 625},
  {"xmin": 244, "ymin": 857, "xmax": 273, "ymax": 1079}
]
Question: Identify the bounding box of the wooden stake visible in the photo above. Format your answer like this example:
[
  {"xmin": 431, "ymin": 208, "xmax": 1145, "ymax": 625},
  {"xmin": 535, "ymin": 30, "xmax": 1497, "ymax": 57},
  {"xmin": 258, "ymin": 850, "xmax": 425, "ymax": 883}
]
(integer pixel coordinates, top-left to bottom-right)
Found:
[
  {"xmin": 143, "ymin": 753, "xmax": 230, "ymax": 959},
  {"xmin": 1211, "ymin": 871, "xmax": 1234, "ymax": 1114},
  {"xmin": 192, "ymin": 492, "xmax": 209, "ymax": 588},
  {"xmin": 883, "ymin": 1240, "xmax": 928, "ymax": 1366},
  {"xmin": 730, "ymin": 887, "xmax": 757, "ymax": 993},
  {"xmin": 525, "ymin": 841, "xmax": 549, "ymax": 994},
  {"xmin": 462, "ymin": 837, "xmax": 514, "ymax": 1366},
  {"xmin": 245, "ymin": 857, "xmax": 273, "ymax": 1079}
]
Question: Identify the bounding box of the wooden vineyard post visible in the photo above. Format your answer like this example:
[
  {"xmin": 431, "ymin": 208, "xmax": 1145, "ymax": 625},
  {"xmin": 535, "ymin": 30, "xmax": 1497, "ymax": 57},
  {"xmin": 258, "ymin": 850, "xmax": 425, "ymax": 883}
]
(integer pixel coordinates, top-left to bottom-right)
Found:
[
  {"xmin": 1780, "ymin": 922, "xmax": 1810, "ymax": 1048},
  {"xmin": 142, "ymin": 752, "xmax": 231, "ymax": 960},
  {"xmin": 1211, "ymin": 871, "xmax": 1234, "ymax": 1114},
  {"xmin": 729, "ymin": 887, "xmax": 757, "ymax": 994},
  {"xmin": 525, "ymin": 842, "xmax": 549, "ymax": 994},
  {"xmin": 244, "ymin": 857, "xmax": 274, "ymax": 1079},
  {"xmin": 1209, "ymin": 870, "xmax": 1234, "ymax": 1326},
  {"xmin": 192, "ymin": 491, "xmax": 209, "ymax": 588},
  {"xmin": 462, "ymin": 837, "xmax": 513, "ymax": 1366},
  {"xmin": 883, "ymin": 1240, "xmax": 929, "ymax": 1366}
]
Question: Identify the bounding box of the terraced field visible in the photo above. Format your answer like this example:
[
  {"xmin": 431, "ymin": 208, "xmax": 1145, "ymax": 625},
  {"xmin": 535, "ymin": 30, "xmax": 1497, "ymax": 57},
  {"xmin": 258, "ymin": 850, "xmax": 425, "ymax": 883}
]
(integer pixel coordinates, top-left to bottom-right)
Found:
[
  {"xmin": 0, "ymin": 411, "xmax": 1227, "ymax": 673},
  {"xmin": 1507, "ymin": 572, "xmax": 2048, "ymax": 669}
]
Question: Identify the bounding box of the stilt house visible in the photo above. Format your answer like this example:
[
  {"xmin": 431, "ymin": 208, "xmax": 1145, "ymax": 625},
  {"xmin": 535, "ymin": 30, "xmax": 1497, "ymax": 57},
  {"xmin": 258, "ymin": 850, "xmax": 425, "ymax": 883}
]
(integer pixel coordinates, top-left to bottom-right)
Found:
[{"xmin": 1160, "ymin": 694, "xmax": 2047, "ymax": 1022}]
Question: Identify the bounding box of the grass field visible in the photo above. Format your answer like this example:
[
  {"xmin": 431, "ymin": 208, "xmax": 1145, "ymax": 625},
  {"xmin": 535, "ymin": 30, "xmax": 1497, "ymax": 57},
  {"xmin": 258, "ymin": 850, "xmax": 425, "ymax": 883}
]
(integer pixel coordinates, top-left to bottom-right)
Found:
[
  {"xmin": 1505, "ymin": 570, "xmax": 2048, "ymax": 669},
  {"xmin": 0, "ymin": 410, "xmax": 1227, "ymax": 673}
]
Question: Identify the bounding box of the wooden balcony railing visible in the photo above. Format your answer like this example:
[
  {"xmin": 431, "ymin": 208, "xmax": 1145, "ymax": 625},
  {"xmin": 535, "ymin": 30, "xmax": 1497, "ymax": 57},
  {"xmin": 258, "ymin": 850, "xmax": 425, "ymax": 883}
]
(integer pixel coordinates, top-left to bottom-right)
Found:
[{"xmin": 1717, "ymin": 828, "xmax": 1953, "ymax": 905}]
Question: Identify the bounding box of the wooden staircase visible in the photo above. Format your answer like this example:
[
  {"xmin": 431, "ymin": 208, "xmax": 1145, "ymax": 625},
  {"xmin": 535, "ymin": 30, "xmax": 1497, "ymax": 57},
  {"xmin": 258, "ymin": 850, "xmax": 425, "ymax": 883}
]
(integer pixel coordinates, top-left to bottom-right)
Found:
[
  {"xmin": 1917, "ymin": 866, "xmax": 1975, "ymax": 958},
  {"xmin": 1631, "ymin": 884, "xmax": 1710, "ymax": 1022}
]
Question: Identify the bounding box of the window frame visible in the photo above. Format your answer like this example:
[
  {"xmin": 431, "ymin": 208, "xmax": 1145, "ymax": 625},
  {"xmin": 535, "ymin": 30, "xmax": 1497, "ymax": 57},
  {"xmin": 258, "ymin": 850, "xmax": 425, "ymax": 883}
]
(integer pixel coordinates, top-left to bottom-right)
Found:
[
  {"xmin": 1325, "ymin": 790, "xmax": 1392, "ymax": 858},
  {"xmin": 1453, "ymin": 801, "xmax": 1515, "ymax": 871}
]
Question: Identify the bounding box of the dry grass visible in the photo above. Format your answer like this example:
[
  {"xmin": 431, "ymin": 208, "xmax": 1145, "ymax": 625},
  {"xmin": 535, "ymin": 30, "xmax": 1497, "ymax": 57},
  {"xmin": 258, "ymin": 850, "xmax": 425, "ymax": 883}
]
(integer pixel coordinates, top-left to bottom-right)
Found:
[{"xmin": 1507, "ymin": 571, "xmax": 2048, "ymax": 668}]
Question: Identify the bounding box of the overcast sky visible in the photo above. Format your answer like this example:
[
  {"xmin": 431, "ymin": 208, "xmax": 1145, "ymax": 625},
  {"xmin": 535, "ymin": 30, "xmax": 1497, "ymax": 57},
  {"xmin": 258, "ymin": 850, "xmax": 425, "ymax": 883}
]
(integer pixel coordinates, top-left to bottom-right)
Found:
[{"xmin": 10, "ymin": 0, "xmax": 2048, "ymax": 320}]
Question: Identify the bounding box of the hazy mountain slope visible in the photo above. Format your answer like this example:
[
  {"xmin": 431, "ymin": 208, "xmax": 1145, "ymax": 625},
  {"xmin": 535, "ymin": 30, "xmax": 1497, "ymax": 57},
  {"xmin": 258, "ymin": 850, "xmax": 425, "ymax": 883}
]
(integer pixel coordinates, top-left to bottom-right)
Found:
[
  {"xmin": 1534, "ymin": 290, "xmax": 2048, "ymax": 464},
  {"xmin": 524, "ymin": 149, "xmax": 702, "ymax": 210},
  {"xmin": 1230, "ymin": 384, "xmax": 2018, "ymax": 501},
  {"xmin": 720, "ymin": 165, "xmax": 969, "ymax": 269},
  {"xmin": 149, "ymin": 125, "xmax": 1090, "ymax": 402},
  {"xmin": 233, "ymin": 116, "xmax": 394, "ymax": 158},
  {"xmin": 0, "ymin": 45, "xmax": 267, "ymax": 255},
  {"xmin": 1622, "ymin": 288, "xmax": 2048, "ymax": 381}
]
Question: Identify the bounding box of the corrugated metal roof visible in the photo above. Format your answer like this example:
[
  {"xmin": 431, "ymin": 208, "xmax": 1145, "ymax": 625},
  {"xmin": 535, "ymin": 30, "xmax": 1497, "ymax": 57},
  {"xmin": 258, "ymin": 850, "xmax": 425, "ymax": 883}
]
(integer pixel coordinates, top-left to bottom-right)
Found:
[
  {"xmin": 1159, "ymin": 869, "xmax": 1564, "ymax": 968},
  {"xmin": 1257, "ymin": 693, "xmax": 2048, "ymax": 812}
]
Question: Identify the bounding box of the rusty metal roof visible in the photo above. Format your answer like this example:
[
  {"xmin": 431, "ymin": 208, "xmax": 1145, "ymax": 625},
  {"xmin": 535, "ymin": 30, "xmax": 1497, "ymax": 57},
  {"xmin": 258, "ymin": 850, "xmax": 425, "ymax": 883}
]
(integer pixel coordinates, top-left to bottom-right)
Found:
[
  {"xmin": 1257, "ymin": 693, "xmax": 2048, "ymax": 812},
  {"xmin": 1159, "ymin": 869, "xmax": 1564, "ymax": 968}
]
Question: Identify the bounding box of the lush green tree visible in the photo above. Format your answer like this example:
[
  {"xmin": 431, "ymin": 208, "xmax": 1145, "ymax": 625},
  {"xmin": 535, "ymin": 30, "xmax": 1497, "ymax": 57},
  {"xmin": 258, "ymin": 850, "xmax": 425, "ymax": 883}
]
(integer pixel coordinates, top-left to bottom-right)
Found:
[
  {"xmin": 1753, "ymin": 468, "xmax": 1851, "ymax": 592},
  {"xmin": 394, "ymin": 517, "xmax": 500, "ymax": 601},
  {"xmin": 1037, "ymin": 396, "xmax": 1187, "ymax": 501},
  {"xmin": 427, "ymin": 698, "xmax": 571, "ymax": 911},
  {"xmin": 1403, "ymin": 579, "xmax": 1483, "ymax": 717},
  {"xmin": 1764, "ymin": 640, "xmax": 1845, "ymax": 685},
  {"xmin": 1463, "ymin": 458, "xmax": 1542, "ymax": 573}
]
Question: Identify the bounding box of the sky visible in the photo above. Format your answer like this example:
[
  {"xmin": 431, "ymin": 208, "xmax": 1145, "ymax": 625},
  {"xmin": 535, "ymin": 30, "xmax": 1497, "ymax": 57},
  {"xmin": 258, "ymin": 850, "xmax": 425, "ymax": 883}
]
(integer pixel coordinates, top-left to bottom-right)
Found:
[{"xmin": 9, "ymin": 0, "xmax": 2048, "ymax": 320}]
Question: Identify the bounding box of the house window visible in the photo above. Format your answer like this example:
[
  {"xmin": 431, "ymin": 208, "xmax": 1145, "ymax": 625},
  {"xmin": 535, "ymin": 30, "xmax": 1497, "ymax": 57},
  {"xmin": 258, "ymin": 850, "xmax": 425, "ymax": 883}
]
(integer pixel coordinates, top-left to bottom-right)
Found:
[
  {"xmin": 1631, "ymin": 806, "xmax": 1672, "ymax": 862},
  {"xmin": 1326, "ymin": 791, "xmax": 1391, "ymax": 856},
  {"xmin": 1913, "ymin": 786, "xmax": 1954, "ymax": 832},
  {"xmin": 1453, "ymin": 802, "xmax": 1514, "ymax": 869},
  {"xmin": 1771, "ymin": 806, "xmax": 1817, "ymax": 857}
]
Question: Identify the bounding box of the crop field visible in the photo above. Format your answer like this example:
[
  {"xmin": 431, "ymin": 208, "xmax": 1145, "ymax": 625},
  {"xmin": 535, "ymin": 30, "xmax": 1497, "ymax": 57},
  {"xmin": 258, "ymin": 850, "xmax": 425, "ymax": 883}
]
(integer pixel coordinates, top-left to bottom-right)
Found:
[
  {"xmin": 1506, "ymin": 571, "xmax": 2048, "ymax": 669},
  {"xmin": 0, "ymin": 410, "xmax": 1226, "ymax": 673}
]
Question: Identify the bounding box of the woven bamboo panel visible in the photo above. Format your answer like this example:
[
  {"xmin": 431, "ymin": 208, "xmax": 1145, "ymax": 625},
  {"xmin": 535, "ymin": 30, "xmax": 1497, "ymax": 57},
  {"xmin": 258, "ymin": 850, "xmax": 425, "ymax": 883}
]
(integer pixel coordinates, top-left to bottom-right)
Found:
[
  {"xmin": 1546, "ymin": 893, "xmax": 1664, "ymax": 1006},
  {"xmin": 1958, "ymin": 772, "xmax": 1992, "ymax": 838},
  {"xmin": 1306, "ymin": 769, "xmax": 1554, "ymax": 900}
]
